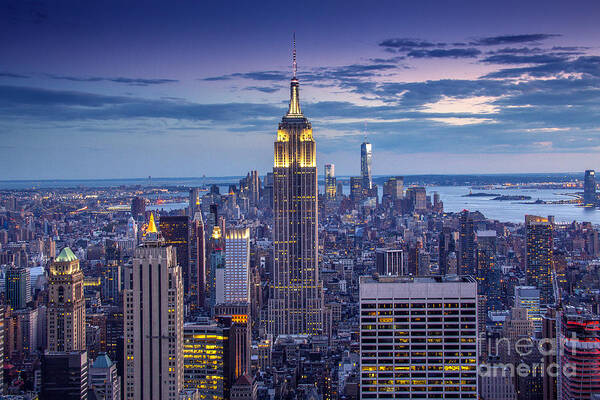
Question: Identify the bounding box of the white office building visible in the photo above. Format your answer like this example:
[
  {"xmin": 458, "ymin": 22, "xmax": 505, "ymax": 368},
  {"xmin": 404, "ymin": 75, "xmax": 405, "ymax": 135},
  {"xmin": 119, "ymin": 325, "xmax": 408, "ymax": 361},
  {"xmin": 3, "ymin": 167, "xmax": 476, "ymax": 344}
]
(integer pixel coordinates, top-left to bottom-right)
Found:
[
  {"xmin": 223, "ymin": 228, "xmax": 251, "ymax": 304},
  {"xmin": 360, "ymin": 275, "xmax": 478, "ymax": 399}
]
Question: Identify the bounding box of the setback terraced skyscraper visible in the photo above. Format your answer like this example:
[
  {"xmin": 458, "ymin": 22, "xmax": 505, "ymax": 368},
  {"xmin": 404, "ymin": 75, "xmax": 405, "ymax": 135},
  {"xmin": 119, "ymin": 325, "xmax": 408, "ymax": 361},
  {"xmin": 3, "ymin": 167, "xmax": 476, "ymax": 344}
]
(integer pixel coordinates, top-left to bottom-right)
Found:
[{"xmin": 268, "ymin": 41, "xmax": 323, "ymax": 336}]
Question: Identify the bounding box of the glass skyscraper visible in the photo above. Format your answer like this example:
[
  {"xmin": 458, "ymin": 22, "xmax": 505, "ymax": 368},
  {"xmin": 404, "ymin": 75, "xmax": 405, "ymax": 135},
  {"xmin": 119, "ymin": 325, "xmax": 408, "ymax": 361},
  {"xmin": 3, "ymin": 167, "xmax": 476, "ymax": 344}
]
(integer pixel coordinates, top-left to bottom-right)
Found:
[{"xmin": 361, "ymin": 140, "xmax": 372, "ymax": 191}]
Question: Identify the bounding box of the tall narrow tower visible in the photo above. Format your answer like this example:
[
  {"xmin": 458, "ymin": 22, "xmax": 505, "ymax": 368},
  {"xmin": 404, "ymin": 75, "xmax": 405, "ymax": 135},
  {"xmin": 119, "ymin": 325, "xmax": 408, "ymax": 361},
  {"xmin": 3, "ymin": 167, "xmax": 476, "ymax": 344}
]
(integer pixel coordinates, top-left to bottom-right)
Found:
[
  {"xmin": 47, "ymin": 247, "xmax": 86, "ymax": 352},
  {"xmin": 361, "ymin": 139, "xmax": 372, "ymax": 191},
  {"xmin": 123, "ymin": 216, "xmax": 184, "ymax": 400},
  {"xmin": 268, "ymin": 37, "xmax": 323, "ymax": 336}
]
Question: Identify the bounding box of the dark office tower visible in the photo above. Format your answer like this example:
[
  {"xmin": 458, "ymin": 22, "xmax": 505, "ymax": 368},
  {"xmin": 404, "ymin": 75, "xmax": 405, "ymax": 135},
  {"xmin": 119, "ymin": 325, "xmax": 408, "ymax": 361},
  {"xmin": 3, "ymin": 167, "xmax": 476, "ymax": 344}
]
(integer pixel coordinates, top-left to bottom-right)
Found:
[
  {"xmin": 324, "ymin": 164, "xmax": 336, "ymax": 200},
  {"xmin": 459, "ymin": 210, "xmax": 477, "ymax": 276},
  {"xmin": 262, "ymin": 172, "xmax": 274, "ymax": 206},
  {"xmin": 246, "ymin": 170, "xmax": 260, "ymax": 207},
  {"xmin": 189, "ymin": 187, "xmax": 201, "ymax": 217},
  {"xmin": 190, "ymin": 212, "xmax": 206, "ymax": 309},
  {"xmin": 210, "ymin": 184, "xmax": 220, "ymax": 195},
  {"xmin": 584, "ymin": 170, "xmax": 596, "ymax": 206},
  {"xmin": 477, "ymin": 230, "xmax": 501, "ymax": 310},
  {"xmin": 350, "ymin": 176, "xmax": 363, "ymax": 203},
  {"xmin": 375, "ymin": 249, "xmax": 404, "ymax": 275},
  {"xmin": 405, "ymin": 186, "xmax": 427, "ymax": 212},
  {"xmin": 336, "ymin": 181, "xmax": 344, "ymax": 197},
  {"xmin": 268, "ymin": 40, "xmax": 323, "ymax": 336},
  {"xmin": 360, "ymin": 140, "xmax": 372, "ymax": 191},
  {"xmin": 101, "ymin": 261, "xmax": 121, "ymax": 304},
  {"xmin": 5, "ymin": 265, "xmax": 31, "ymax": 310},
  {"xmin": 208, "ymin": 204, "xmax": 219, "ymax": 234},
  {"xmin": 526, "ymin": 215, "xmax": 555, "ymax": 306},
  {"xmin": 438, "ymin": 228, "xmax": 458, "ymax": 276},
  {"xmin": 41, "ymin": 351, "xmax": 89, "ymax": 400},
  {"xmin": 159, "ymin": 215, "xmax": 190, "ymax": 291},
  {"xmin": 130, "ymin": 197, "xmax": 145, "ymax": 219},
  {"xmin": 433, "ymin": 192, "xmax": 443, "ymax": 213},
  {"xmin": 383, "ymin": 176, "xmax": 403, "ymax": 200}
]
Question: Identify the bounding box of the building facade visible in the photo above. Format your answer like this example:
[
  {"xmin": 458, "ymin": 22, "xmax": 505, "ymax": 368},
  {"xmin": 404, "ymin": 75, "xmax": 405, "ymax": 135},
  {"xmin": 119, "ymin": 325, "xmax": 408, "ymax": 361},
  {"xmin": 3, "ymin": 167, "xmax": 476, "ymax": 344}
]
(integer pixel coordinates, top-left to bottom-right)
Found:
[
  {"xmin": 360, "ymin": 141, "xmax": 373, "ymax": 191},
  {"xmin": 47, "ymin": 247, "xmax": 86, "ymax": 351},
  {"xmin": 268, "ymin": 47, "xmax": 323, "ymax": 336},
  {"xmin": 224, "ymin": 228, "xmax": 251, "ymax": 304},
  {"xmin": 584, "ymin": 169, "xmax": 596, "ymax": 206},
  {"xmin": 41, "ymin": 351, "xmax": 89, "ymax": 400},
  {"xmin": 375, "ymin": 249, "xmax": 404, "ymax": 276},
  {"xmin": 89, "ymin": 353, "xmax": 121, "ymax": 400},
  {"xmin": 123, "ymin": 239, "xmax": 184, "ymax": 400},
  {"xmin": 5, "ymin": 265, "xmax": 31, "ymax": 310},
  {"xmin": 525, "ymin": 215, "xmax": 554, "ymax": 307},
  {"xmin": 359, "ymin": 275, "xmax": 478, "ymax": 399},
  {"xmin": 325, "ymin": 164, "xmax": 336, "ymax": 200}
]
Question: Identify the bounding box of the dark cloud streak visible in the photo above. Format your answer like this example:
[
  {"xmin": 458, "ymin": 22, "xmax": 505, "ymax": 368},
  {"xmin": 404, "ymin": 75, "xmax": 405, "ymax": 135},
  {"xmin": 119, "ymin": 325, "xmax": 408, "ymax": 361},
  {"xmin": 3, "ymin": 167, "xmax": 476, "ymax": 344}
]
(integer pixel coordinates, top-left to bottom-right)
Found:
[{"xmin": 49, "ymin": 75, "xmax": 178, "ymax": 86}]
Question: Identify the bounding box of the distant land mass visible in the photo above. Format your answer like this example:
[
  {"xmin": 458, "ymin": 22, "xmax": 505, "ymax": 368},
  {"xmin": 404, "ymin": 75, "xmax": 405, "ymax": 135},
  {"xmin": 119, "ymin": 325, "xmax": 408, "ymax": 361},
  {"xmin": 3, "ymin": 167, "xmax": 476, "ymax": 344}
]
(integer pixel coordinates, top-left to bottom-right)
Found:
[{"xmin": 0, "ymin": 172, "xmax": 586, "ymax": 190}]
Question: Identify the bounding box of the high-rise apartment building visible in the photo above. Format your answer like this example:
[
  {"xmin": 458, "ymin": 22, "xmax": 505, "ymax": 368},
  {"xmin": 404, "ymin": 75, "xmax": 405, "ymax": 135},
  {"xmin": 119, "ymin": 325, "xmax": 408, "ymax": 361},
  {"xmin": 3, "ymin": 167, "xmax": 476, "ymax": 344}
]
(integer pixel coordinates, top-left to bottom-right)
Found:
[
  {"xmin": 325, "ymin": 164, "xmax": 336, "ymax": 200},
  {"xmin": 123, "ymin": 233, "xmax": 184, "ymax": 400},
  {"xmin": 268, "ymin": 44, "xmax": 323, "ymax": 336},
  {"xmin": 5, "ymin": 265, "xmax": 31, "ymax": 310},
  {"xmin": 525, "ymin": 215, "xmax": 554, "ymax": 306},
  {"xmin": 361, "ymin": 141, "xmax": 373, "ymax": 191},
  {"xmin": 584, "ymin": 170, "xmax": 596, "ymax": 206},
  {"xmin": 360, "ymin": 275, "xmax": 478, "ymax": 399},
  {"xmin": 47, "ymin": 247, "xmax": 86, "ymax": 351},
  {"xmin": 224, "ymin": 228, "xmax": 251, "ymax": 304}
]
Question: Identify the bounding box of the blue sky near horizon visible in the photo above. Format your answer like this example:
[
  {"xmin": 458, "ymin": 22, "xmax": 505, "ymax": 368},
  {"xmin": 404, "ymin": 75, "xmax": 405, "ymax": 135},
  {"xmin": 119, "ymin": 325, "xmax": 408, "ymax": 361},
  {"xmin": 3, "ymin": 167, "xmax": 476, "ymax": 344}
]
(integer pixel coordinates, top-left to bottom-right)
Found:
[{"xmin": 1, "ymin": 0, "xmax": 600, "ymax": 179}]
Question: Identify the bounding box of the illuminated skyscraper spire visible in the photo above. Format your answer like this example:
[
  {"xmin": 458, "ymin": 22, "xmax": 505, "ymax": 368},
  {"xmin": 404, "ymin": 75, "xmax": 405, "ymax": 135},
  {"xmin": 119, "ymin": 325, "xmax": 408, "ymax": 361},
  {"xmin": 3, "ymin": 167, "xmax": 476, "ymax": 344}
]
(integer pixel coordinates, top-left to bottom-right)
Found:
[
  {"xmin": 269, "ymin": 38, "xmax": 323, "ymax": 336},
  {"xmin": 292, "ymin": 32, "xmax": 297, "ymax": 79},
  {"xmin": 286, "ymin": 33, "xmax": 302, "ymax": 117}
]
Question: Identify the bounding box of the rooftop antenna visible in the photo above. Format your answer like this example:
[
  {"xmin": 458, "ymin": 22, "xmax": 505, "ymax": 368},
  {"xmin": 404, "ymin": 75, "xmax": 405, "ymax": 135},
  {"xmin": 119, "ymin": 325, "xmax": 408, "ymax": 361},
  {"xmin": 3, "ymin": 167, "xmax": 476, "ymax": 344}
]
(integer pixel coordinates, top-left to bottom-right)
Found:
[
  {"xmin": 364, "ymin": 122, "xmax": 368, "ymax": 142},
  {"xmin": 292, "ymin": 32, "xmax": 297, "ymax": 79}
]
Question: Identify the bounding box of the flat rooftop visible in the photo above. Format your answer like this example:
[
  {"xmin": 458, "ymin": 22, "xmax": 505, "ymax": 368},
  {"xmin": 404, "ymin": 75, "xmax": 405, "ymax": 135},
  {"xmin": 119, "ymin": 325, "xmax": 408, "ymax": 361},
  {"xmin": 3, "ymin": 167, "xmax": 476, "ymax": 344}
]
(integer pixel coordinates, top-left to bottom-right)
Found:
[{"xmin": 360, "ymin": 274, "xmax": 476, "ymax": 284}]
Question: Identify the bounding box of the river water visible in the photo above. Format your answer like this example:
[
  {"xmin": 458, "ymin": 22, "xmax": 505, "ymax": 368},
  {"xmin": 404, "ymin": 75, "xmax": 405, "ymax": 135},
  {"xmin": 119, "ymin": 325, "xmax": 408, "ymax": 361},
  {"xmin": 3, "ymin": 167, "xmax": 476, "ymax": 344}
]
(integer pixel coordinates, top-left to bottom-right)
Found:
[{"xmin": 148, "ymin": 185, "xmax": 598, "ymax": 224}]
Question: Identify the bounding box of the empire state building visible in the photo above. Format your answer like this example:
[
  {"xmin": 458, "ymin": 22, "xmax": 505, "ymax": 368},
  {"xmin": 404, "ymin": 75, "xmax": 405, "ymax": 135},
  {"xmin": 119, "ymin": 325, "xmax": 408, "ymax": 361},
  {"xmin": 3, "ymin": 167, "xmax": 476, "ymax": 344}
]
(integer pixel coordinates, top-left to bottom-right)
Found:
[{"xmin": 268, "ymin": 41, "xmax": 323, "ymax": 336}]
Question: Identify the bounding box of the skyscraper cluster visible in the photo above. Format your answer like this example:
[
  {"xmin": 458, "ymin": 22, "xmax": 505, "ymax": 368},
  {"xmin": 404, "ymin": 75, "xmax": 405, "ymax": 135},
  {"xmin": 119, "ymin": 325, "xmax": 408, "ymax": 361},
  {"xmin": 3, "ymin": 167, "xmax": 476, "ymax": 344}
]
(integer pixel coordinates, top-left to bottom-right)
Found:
[{"xmin": 3, "ymin": 42, "xmax": 600, "ymax": 400}]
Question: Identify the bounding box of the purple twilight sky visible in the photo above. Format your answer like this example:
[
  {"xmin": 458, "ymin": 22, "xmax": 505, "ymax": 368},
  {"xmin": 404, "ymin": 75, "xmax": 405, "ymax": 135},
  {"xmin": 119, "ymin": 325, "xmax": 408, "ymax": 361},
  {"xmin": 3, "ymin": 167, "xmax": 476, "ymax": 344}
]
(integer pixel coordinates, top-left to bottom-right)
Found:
[{"xmin": 1, "ymin": 0, "xmax": 600, "ymax": 179}]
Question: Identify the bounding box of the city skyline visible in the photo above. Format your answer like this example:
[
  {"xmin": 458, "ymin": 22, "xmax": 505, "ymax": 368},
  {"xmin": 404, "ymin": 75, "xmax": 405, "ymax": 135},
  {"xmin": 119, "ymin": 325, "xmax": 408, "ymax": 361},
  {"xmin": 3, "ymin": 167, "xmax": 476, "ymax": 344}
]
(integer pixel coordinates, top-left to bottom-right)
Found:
[{"xmin": 2, "ymin": 0, "xmax": 600, "ymax": 179}]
